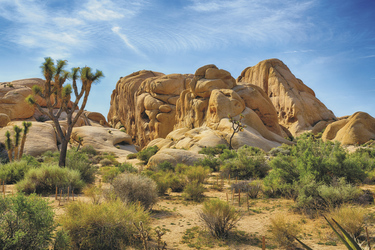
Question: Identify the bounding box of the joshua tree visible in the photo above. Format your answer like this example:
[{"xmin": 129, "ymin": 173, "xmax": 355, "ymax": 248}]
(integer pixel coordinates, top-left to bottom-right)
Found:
[
  {"xmin": 4, "ymin": 131, "xmax": 13, "ymax": 162},
  {"xmin": 13, "ymin": 125, "xmax": 22, "ymax": 161},
  {"xmin": 19, "ymin": 121, "xmax": 32, "ymax": 158},
  {"xmin": 26, "ymin": 57, "xmax": 103, "ymax": 167},
  {"xmin": 76, "ymin": 136, "xmax": 83, "ymax": 152},
  {"xmin": 228, "ymin": 114, "xmax": 246, "ymax": 150}
]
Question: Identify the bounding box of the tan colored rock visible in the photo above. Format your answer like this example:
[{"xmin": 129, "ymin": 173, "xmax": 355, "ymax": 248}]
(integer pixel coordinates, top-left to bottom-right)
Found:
[
  {"xmin": 148, "ymin": 148, "xmax": 204, "ymax": 167},
  {"xmin": 234, "ymin": 84, "xmax": 284, "ymax": 137},
  {"xmin": 85, "ymin": 111, "xmax": 109, "ymax": 126},
  {"xmin": 0, "ymin": 121, "xmax": 58, "ymax": 156},
  {"xmin": 237, "ymin": 59, "xmax": 336, "ymax": 136},
  {"xmin": 0, "ymin": 87, "xmax": 35, "ymax": 119},
  {"xmin": 71, "ymin": 126, "xmax": 136, "ymax": 156},
  {"xmin": 0, "ymin": 113, "xmax": 10, "ymax": 127},
  {"xmin": 322, "ymin": 112, "xmax": 375, "ymax": 145},
  {"xmin": 207, "ymin": 89, "xmax": 245, "ymax": 124}
]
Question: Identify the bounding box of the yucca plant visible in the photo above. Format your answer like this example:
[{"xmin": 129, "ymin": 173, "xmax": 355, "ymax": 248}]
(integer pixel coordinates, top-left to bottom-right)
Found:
[{"xmin": 295, "ymin": 216, "xmax": 369, "ymax": 250}]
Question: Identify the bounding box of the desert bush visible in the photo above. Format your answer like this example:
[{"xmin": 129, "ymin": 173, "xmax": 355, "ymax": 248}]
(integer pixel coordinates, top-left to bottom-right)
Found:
[
  {"xmin": 184, "ymin": 166, "xmax": 211, "ymax": 184},
  {"xmin": 221, "ymin": 146, "xmax": 269, "ymax": 180},
  {"xmin": 99, "ymin": 158, "xmax": 113, "ymax": 166},
  {"xmin": 53, "ymin": 229, "xmax": 71, "ymax": 250},
  {"xmin": 80, "ymin": 145, "xmax": 99, "ymax": 156},
  {"xmin": 0, "ymin": 160, "xmax": 35, "ymax": 184},
  {"xmin": 295, "ymin": 177, "xmax": 363, "ymax": 214},
  {"xmin": 318, "ymin": 178, "xmax": 363, "ymax": 207},
  {"xmin": 66, "ymin": 150, "xmax": 97, "ymax": 184},
  {"xmin": 219, "ymin": 148, "xmax": 237, "ymax": 161},
  {"xmin": 118, "ymin": 162, "xmax": 137, "ymax": 173},
  {"xmin": 17, "ymin": 164, "xmax": 84, "ymax": 194},
  {"xmin": 137, "ymin": 145, "xmax": 158, "ymax": 164},
  {"xmin": 0, "ymin": 193, "xmax": 56, "ymax": 249},
  {"xmin": 231, "ymin": 179, "xmax": 262, "ymax": 199},
  {"xmin": 127, "ymin": 153, "xmax": 138, "ymax": 159},
  {"xmin": 157, "ymin": 161, "xmax": 174, "ymax": 172},
  {"xmin": 83, "ymin": 184, "xmax": 103, "ymax": 204},
  {"xmin": 40, "ymin": 150, "xmax": 60, "ymax": 163},
  {"xmin": 199, "ymin": 144, "xmax": 227, "ymax": 156},
  {"xmin": 326, "ymin": 205, "xmax": 368, "ymax": 239},
  {"xmin": 147, "ymin": 171, "xmax": 186, "ymax": 194},
  {"xmin": 195, "ymin": 155, "xmax": 221, "ymax": 171},
  {"xmin": 101, "ymin": 167, "xmax": 120, "ymax": 183},
  {"xmin": 268, "ymin": 146, "xmax": 290, "ymax": 157},
  {"xmin": 182, "ymin": 180, "xmax": 205, "ymax": 202},
  {"xmin": 110, "ymin": 173, "xmax": 158, "ymax": 210},
  {"xmin": 269, "ymin": 214, "xmax": 300, "ymax": 248},
  {"xmin": 59, "ymin": 200, "xmax": 149, "ymax": 249},
  {"xmin": 21, "ymin": 154, "xmax": 41, "ymax": 168},
  {"xmin": 199, "ymin": 199, "xmax": 241, "ymax": 239}
]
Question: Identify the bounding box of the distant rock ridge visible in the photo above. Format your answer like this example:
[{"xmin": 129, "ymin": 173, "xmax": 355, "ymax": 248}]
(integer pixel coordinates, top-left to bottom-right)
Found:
[{"xmin": 0, "ymin": 59, "xmax": 373, "ymax": 164}]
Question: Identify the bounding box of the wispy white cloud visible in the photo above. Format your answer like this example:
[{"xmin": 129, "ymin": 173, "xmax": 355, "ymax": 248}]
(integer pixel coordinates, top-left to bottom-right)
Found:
[{"xmin": 112, "ymin": 26, "xmax": 147, "ymax": 57}]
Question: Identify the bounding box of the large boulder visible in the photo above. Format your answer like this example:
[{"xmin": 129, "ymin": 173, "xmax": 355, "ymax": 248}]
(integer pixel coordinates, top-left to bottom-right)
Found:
[
  {"xmin": 0, "ymin": 121, "xmax": 58, "ymax": 156},
  {"xmin": 322, "ymin": 112, "xmax": 375, "ymax": 145},
  {"xmin": 237, "ymin": 59, "xmax": 336, "ymax": 136},
  {"xmin": 0, "ymin": 85, "xmax": 35, "ymax": 120},
  {"xmin": 148, "ymin": 148, "xmax": 204, "ymax": 167},
  {"xmin": 71, "ymin": 126, "xmax": 136, "ymax": 156}
]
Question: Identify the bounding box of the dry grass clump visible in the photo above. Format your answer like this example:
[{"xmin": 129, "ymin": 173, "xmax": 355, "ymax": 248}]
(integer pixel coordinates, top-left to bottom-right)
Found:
[
  {"xmin": 59, "ymin": 200, "xmax": 149, "ymax": 249},
  {"xmin": 269, "ymin": 214, "xmax": 300, "ymax": 249},
  {"xmin": 199, "ymin": 199, "xmax": 241, "ymax": 239},
  {"xmin": 110, "ymin": 173, "xmax": 158, "ymax": 210},
  {"xmin": 325, "ymin": 205, "xmax": 368, "ymax": 239}
]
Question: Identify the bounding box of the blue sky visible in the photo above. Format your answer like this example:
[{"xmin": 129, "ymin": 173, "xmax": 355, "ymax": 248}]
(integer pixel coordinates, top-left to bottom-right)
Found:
[{"xmin": 0, "ymin": 0, "xmax": 374, "ymax": 118}]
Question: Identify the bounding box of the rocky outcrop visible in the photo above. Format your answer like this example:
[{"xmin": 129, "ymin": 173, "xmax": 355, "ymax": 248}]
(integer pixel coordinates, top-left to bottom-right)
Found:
[
  {"xmin": 237, "ymin": 59, "xmax": 336, "ymax": 136},
  {"xmin": 322, "ymin": 112, "xmax": 375, "ymax": 145}
]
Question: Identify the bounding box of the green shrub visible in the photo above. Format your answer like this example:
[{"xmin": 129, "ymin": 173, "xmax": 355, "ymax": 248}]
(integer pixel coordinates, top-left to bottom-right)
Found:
[
  {"xmin": 221, "ymin": 146, "xmax": 269, "ymax": 180},
  {"xmin": 17, "ymin": 164, "xmax": 84, "ymax": 194},
  {"xmin": 66, "ymin": 150, "xmax": 97, "ymax": 184},
  {"xmin": 101, "ymin": 164, "xmax": 137, "ymax": 184},
  {"xmin": 219, "ymin": 149, "xmax": 237, "ymax": 161},
  {"xmin": 137, "ymin": 146, "xmax": 159, "ymax": 164},
  {"xmin": 294, "ymin": 177, "xmax": 363, "ymax": 214},
  {"xmin": 0, "ymin": 160, "xmax": 35, "ymax": 184},
  {"xmin": 195, "ymin": 155, "xmax": 221, "ymax": 171},
  {"xmin": 20, "ymin": 154, "xmax": 41, "ymax": 168},
  {"xmin": 99, "ymin": 158, "xmax": 113, "ymax": 166},
  {"xmin": 110, "ymin": 173, "xmax": 158, "ymax": 210},
  {"xmin": 80, "ymin": 145, "xmax": 99, "ymax": 156},
  {"xmin": 118, "ymin": 162, "xmax": 137, "ymax": 173},
  {"xmin": 0, "ymin": 193, "xmax": 56, "ymax": 249},
  {"xmin": 101, "ymin": 167, "xmax": 120, "ymax": 183},
  {"xmin": 184, "ymin": 166, "xmax": 211, "ymax": 184},
  {"xmin": 147, "ymin": 171, "xmax": 186, "ymax": 195},
  {"xmin": 198, "ymin": 144, "xmax": 227, "ymax": 156},
  {"xmin": 127, "ymin": 153, "xmax": 138, "ymax": 159},
  {"xmin": 157, "ymin": 161, "xmax": 174, "ymax": 172},
  {"xmin": 59, "ymin": 200, "xmax": 149, "ymax": 249},
  {"xmin": 183, "ymin": 181, "xmax": 205, "ymax": 202},
  {"xmin": 199, "ymin": 199, "xmax": 240, "ymax": 239}
]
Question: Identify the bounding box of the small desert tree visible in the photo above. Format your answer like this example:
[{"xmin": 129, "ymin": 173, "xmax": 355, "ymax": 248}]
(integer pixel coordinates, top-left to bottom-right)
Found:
[
  {"xmin": 4, "ymin": 131, "xmax": 13, "ymax": 162},
  {"xmin": 26, "ymin": 57, "xmax": 103, "ymax": 167},
  {"xmin": 228, "ymin": 114, "xmax": 246, "ymax": 150},
  {"xmin": 13, "ymin": 125, "xmax": 22, "ymax": 161},
  {"xmin": 19, "ymin": 121, "xmax": 32, "ymax": 158}
]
